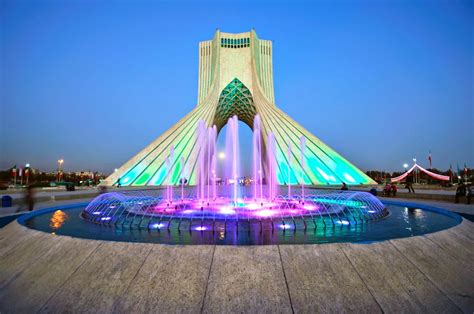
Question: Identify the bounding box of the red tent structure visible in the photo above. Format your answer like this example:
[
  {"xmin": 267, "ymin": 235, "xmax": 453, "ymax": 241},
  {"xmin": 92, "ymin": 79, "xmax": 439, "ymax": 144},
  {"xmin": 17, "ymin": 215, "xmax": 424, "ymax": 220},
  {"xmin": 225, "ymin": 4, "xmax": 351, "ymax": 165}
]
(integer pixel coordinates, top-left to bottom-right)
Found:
[{"xmin": 391, "ymin": 164, "xmax": 449, "ymax": 183}]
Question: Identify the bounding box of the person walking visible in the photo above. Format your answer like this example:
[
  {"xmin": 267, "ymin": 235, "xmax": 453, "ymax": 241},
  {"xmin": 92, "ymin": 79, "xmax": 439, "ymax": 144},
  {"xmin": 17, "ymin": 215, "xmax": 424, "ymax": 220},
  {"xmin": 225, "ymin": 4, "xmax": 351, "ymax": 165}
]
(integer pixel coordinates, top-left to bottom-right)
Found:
[
  {"xmin": 455, "ymin": 182, "xmax": 466, "ymax": 203},
  {"xmin": 467, "ymin": 185, "xmax": 473, "ymax": 204},
  {"xmin": 16, "ymin": 185, "xmax": 35, "ymax": 212},
  {"xmin": 25, "ymin": 185, "xmax": 35, "ymax": 211},
  {"xmin": 406, "ymin": 174, "xmax": 415, "ymax": 193}
]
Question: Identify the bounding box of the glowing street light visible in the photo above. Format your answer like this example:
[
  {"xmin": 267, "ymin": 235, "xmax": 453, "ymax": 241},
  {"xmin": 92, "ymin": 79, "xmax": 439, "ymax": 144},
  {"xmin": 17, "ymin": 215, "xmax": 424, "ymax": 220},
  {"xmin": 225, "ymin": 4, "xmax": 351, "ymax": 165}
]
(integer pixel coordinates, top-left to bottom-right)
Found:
[
  {"xmin": 403, "ymin": 163, "xmax": 408, "ymax": 169},
  {"xmin": 412, "ymin": 158, "xmax": 417, "ymax": 184},
  {"xmin": 25, "ymin": 163, "xmax": 31, "ymax": 185},
  {"xmin": 57, "ymin": 159, "xmax": 64, "ymax": 182},
  {"xmin": 218, "ymin": 152, "xmax": 225, "ymax": 160},
  {"xmin": 114, "ymin": 168, "xmax": 118, "ymax": 172}
]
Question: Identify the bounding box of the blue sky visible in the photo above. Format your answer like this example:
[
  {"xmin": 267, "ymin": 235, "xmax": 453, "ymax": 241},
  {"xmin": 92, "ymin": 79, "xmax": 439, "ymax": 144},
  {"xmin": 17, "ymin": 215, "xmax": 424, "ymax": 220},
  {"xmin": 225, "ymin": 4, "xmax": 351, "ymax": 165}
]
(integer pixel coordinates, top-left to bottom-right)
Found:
[{"xmin": 1, "ymin": 0, "xmax": 472, "ymax": 174}]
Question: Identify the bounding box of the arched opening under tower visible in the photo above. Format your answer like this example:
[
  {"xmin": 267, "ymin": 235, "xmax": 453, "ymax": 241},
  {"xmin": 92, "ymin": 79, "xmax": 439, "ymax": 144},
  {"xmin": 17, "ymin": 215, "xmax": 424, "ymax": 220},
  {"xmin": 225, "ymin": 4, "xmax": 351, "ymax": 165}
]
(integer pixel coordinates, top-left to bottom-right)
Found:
[
  {"xmin": 213, "ymin": 78, "xmax": 261, "ymax": 184},
  {"xmin": 216, "ymin": 120, "xmax": 254, "ymax": 183}
]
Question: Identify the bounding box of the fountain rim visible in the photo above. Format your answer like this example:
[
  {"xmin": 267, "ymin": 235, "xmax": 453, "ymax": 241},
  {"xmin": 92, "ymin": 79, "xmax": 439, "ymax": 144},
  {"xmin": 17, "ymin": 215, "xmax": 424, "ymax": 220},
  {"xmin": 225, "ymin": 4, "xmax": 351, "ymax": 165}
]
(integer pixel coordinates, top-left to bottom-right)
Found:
[{"xmin": 17, "ymin": 200, "xmax": 463, "ymax": 242}]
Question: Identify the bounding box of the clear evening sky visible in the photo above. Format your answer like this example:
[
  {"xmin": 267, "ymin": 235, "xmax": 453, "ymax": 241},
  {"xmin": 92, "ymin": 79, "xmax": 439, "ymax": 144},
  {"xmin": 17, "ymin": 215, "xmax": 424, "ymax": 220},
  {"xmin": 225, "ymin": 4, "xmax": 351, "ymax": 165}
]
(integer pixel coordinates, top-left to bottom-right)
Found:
[{"xmin": 1, "ymin": 0, "xmax": 472, "ymax": 175}]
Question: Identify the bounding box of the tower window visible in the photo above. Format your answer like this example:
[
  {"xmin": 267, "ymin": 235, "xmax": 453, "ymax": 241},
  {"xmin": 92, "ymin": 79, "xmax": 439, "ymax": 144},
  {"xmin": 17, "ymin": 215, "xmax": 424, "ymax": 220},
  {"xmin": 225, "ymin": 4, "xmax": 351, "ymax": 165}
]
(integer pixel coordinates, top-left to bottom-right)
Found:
[{"xmin": 219, "ymin": 37, "xmax": 250, "ymax": 48}]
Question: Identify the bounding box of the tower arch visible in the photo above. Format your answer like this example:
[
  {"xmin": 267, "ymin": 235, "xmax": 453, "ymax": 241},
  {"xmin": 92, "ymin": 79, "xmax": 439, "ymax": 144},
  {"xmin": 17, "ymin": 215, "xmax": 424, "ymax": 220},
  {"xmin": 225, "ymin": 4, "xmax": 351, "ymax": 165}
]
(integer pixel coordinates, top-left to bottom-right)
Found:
[{"xmin": 213, "ymin": 78, "xmax": 257, "ymax": 130}]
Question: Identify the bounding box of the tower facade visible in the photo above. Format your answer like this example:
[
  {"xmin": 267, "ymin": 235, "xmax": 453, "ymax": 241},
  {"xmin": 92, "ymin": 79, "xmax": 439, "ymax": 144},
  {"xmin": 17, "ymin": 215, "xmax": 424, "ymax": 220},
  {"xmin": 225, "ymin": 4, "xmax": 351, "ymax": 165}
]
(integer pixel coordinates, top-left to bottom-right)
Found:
[{"xmin": 103, "ymin": 30, "xmax": 375, "ymax": 186}]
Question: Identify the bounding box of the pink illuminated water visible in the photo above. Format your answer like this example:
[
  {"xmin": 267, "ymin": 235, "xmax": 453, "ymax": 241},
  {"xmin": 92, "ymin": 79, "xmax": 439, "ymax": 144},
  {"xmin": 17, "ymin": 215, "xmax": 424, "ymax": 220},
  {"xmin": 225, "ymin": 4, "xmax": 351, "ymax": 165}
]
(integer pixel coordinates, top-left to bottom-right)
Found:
[
  {"xmin": 267, "ymin": 133, "xmax": 277, "ymax": 201},
  {"xmin": 181, "ymin": 116, "xmax": 309, "ymax": 208},
  {"xmin": 225, "ymin": 116, "xmax": 240, "ymax": 205},
  {"xmin": 300, "ymin": 136, "xmax": 306, "ymax": 202},
  {"xmin": 287, "ymin": 142, "xmax": 292, "ymax": 198},
  {"xmin": 197, "ymin": 120, "xmax": 206, "ymax": 201}
]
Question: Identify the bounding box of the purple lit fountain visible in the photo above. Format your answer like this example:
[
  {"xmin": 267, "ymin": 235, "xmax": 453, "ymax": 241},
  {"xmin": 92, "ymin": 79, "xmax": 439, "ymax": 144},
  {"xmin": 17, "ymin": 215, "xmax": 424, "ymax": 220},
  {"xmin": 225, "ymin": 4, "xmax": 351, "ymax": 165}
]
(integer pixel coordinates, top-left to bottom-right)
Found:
[{"xmin": 83, "ymin": 115, "xmax": 387, "ymax": 233}]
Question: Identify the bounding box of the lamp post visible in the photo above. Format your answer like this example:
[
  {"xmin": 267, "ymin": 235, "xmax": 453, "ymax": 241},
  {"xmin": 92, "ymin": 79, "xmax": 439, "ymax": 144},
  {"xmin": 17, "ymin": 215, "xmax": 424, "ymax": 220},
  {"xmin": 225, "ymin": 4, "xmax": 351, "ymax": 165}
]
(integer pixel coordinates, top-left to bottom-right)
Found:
[
  {"xmin": 25, "ymin": 163, "xmax": 30, "ymax": 186},
  {"xmin": 412, "ymin": 158, "xmax": 417, "ymax": 184},
  {"xmin": 57, "ymin": 159, "xmax": 64, "ymax": 182}
]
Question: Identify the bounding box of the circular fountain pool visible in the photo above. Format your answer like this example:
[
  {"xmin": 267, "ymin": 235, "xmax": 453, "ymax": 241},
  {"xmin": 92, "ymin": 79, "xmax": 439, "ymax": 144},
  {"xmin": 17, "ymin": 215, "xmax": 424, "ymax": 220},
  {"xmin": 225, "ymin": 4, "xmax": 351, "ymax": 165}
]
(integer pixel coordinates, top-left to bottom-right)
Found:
[{"xmin": 18, "ymin": 189, "xmax": 461, "ymax": 245}]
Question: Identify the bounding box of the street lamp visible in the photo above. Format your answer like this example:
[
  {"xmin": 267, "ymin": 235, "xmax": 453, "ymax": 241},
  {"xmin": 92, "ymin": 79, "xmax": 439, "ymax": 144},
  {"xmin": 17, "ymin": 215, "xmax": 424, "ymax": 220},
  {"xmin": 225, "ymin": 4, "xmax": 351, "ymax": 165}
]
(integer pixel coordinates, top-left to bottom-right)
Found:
[
  {"xmin": 412, "ymin": 158, "xmax": 417, "ymax": 183},
  {"xmin": 57, "ymin": 159, "xmax": 64, "ymax": 182},
  {"xmin": 403, "ymin": 163, "xmax": 408, "ymax": 169},
  {"xmin": 25, "ymin": 163, "xmax": 30, "ymax": 185}
]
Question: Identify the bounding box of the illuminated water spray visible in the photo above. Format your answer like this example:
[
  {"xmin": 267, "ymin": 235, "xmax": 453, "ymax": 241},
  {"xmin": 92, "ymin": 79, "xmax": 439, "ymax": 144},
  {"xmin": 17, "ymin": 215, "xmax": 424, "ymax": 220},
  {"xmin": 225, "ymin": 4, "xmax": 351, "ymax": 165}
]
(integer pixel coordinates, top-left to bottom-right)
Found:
[
  {"xmin": 267, "ymin": 133, "xmax": 277, "ymax": 201},
  {"xmin": 180, "ymin": 156, "xmax": 186, "ymax": 201},
  {"xmin": 166, "ymin": 146, "xmax": 174, "ymax": 204},
  {"xmin": 300, "ymin": 136, "xmax": 306, "ymax": 203},
  {"xmin": 287, "ymin": 142, "xmax": 292, "ymax": 198},
  {"xmin": 253, "ymin": 115, "xmax": 263, "ymax": 203},
  {"xmin": 85, "ymin": 117, "xmax": 388, "ymax": 233},
  {"xmin": 197, "ymin": 120, "xmax": 207, "ymax": 202},
  {"xmin": 225, "ymin": 116, "xmax": 240, "ymax": 206}
]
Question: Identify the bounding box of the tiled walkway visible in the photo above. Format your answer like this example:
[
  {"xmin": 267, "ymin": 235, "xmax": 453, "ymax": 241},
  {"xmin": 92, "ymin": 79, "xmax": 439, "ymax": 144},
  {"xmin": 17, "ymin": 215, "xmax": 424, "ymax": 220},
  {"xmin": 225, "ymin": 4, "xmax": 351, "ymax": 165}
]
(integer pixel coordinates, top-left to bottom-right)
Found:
[{"xmin": 0, "ymin": 216, "xmax": 473, "ymax": 313}]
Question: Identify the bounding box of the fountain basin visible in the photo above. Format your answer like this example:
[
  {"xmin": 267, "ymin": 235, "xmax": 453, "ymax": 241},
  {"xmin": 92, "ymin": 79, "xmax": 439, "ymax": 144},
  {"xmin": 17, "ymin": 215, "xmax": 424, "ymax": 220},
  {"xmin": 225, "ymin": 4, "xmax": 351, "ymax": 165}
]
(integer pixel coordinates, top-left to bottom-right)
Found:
[{"xmin": 18, "ymin": 189, "xmax": 461, "ymax": 245}]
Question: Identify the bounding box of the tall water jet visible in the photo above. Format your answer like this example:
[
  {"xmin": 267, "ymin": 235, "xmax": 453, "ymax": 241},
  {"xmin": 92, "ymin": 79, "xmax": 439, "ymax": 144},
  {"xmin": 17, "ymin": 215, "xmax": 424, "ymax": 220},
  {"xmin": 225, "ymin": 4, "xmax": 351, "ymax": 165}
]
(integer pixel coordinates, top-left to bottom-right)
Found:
[
  {"xmin": 197, "ymin": 120, "xmax": 207, "ymax": 202},
  {"xmin": 253, "ymin": 115, "xmax": 263, "ymax": 202},
  {"xmin": 267, "ymin": 132, "xmax": 277, "ymax": 201},
  {"xmin": 211, "ymin": 153, "xmax": 217, "ymax": 200},
  {"xmin": 207, "ymin": 125, "xmax": 217, "ymax": 204},
  {"xmin": 207, "ymin": 127, "xmax": 211, "ymax": 204},
  {"xmin": 180, "ymin": 156, "xmax": 186, "ymax": 201},
  {"xmin": 165, "ymin": 146, "xmax": 175, "ymax": 205},
  {"xmin": 225, "ymin": 116, "xmax": 240, "ymax": 206},
  {"xmin": 287, "ymin": 142, "xmax": 292, "ymax": 198},
  {"xmin": 300, "ymin": 136, "xmax": 306, "ymax": 202}
]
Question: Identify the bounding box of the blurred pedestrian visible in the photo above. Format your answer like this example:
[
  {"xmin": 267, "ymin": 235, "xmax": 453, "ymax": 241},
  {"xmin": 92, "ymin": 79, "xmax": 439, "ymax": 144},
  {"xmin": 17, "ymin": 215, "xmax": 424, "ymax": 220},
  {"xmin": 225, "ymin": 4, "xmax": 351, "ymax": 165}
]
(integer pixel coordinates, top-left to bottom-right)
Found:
[
  {"xmin": 406, "ymin": 174, "xmax": 415, "ymax": 193},
  {"xmin": 26, "ymin": 185, "xmax": 35, "ymax": 211},
  {"xmin": 17, "ymin": 185, "xmax": 35, "ymax": 212},
  {"xmin": 467, "ymin": 185, "xmax": 473, "ymax": 204},
  {"xmin": 390, "ymin": 183, "xmax": 397, "ymax": 197},
  {"xmin": 455, "ymin": 182, "xmax": 466, "ymax": 203}
]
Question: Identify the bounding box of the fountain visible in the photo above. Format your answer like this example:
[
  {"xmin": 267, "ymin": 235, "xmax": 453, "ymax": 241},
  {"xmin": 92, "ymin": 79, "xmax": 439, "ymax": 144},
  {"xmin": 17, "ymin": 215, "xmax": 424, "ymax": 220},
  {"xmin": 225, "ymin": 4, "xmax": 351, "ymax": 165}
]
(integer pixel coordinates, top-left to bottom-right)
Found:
[
  {"xmin": 82, "ymin": 115, "xmax": 389, "ymax": 234},
  {"xmin": 19, "ymin": 114, "xmax": 461, "ymax": 245}
]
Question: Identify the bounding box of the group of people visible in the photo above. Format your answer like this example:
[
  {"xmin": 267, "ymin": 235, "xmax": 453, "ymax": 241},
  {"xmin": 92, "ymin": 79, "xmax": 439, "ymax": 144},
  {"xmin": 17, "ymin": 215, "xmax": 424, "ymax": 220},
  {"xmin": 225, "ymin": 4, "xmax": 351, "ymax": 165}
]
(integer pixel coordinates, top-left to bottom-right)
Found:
[{"xmin": 383, "ymin": 183, "xmax": 398, "ymax": 197}]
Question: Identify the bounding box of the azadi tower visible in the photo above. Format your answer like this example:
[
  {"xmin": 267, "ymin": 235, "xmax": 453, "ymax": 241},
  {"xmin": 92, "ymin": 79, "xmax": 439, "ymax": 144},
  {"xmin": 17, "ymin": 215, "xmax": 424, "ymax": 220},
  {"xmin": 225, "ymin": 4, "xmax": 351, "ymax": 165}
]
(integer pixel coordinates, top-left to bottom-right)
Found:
[{"xmin": 103, "ymin": 30, "xmax": 375, "ymax": 186}]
